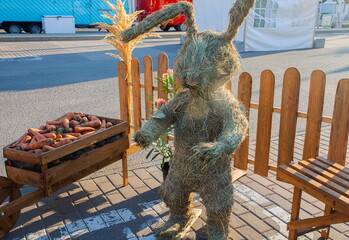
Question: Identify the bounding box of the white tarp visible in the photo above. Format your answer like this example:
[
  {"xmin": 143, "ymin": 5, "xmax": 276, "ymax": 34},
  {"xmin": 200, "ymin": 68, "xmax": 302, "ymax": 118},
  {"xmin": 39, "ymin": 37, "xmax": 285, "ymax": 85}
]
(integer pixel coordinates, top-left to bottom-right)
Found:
[{"xmin": 194, "ymin": 0, "xmax": 318, "ymax": 52}]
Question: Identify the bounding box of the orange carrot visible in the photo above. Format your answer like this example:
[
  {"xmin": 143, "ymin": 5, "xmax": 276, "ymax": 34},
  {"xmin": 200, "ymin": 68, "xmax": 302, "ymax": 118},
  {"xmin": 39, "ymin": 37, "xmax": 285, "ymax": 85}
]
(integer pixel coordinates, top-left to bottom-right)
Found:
[
  {"xmin": 28, "ymin": 138, "xmax": 54, "ymax": 150},
  {"xmin": 28, "ymin": 128, "xmax": 46, "ymax": 141},
  {"xmin": 74, "ymin": 126, "xmax": 96, "ymax": 133},
  {"xmin": 69, "ymin": 120, "xmax": 80, "ymax": 127},
  {"xmin": 20, "ymin": 135, "xmax": 32, "ymax": 143},
  {"xmin": 63, "ymin": 134, "xmax": 78, "ymax": 140},
  {"xmin": 56, "ymin": 134, "xmax": 63, "ymax": 139},
  {"xmin": 35, "ymin": 149, "xmax": 43, "ymax": 154},
  {"xmin": 65, "ymin": 112, "xmax": 75, "ymax": 120},
  {"xmin": 29, "ymin": 128, "xmax": 48, "ymax": 134},
  {"xmin": 43, "ymin": 145, "xmax": 55, "ymax": 152},
  {"xmin": 74, "ymin": 115, "xmax": 82, "ymax": 121},
  {"xmin": 54, "ymin": 139, "xmax": 72, "ymax": 148},
  {"xmin": 46, "ymin": 120, "xmax": 61, "ymax": 125},
  {"xmin": 62, "ymin": 132, "xmax": 81, "ymax": 137},
  {"xmin": 11, "ymin": 133, "xmax": 28, "ymax": 148},
  {"xmin": 78, "ymin": 131, "xmax": 97, "ymax": 139},
  {"xmin": 17, "ymin": 143, "xmax": 29, "ymax": 151},
  {"xmin": 106, "ymin": 122, "xmax": 113, "ymax": 128},
  {"xmin": 61, "ymin": 118, "xmax": 70, "ymax": 129},
  {"xmin": 81, "ymin": 117, "xmax": 88, "ymax": 123},
  {"xmin": 80, "ymin": 119, "xmax": 101, "ymax": 128},
  {"xmin": 100, "ymin": 119, "xmax": 107, "ymax": 128},
  {"xmin": 38, "ymin": 125, "xmax": 46, "ymax": 130},
  {"xmin": 46, "ymin": 124, "xmax": 56, "ymax": 132},
  {"xmin": 43, "ymin": 132, "xmax": 57, "ymax": 139}
]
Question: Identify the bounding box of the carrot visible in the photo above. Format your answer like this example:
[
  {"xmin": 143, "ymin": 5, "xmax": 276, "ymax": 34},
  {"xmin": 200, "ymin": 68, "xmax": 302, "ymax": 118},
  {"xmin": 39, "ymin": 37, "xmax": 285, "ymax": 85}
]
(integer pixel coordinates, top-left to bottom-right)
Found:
[
  {"xmin": 61, "ymin": 118, "xmax": 70, "ymax": 129},
  {"xmin": 46, "ymin": 120, "xmax": 61, "ymax": 125},
  {"xmin": 100, "ymin": 119, "xmax": 107, "ymax": 128},
  {"xmin": 106, "ymin": 122, "xmax": 113, "ymax": 128},
  {"xmin": 46, "ymin": 124, "xmax": 56, "ymax": 132},
  {"xmin": 69, "ymin": 120, "xmax": 80, "ymax": 127},
  {"xmin": 63, "ymin": 134, "xmax": 78, "ymax": 140},
  {"xmin": 78, "ymin": 131, "xmax": 97, "ymax": 139},
  {"xmin": 35, "ymin": 149, "xmax": 43, "ymax": 154},
  {"xmin": 43, "ymin": 132, "xmax": 57, "ymax": 139},
  {"xmin": 74, "ymin": 126, "xmax": 96, "ymax": 133},
  {"xmin": 20, "ymin": 135, "xmax": 32, "ymax": 143},
  {"xmin": 80, "ymin": 119, "xmax": 101, "ymax": 128},
  {"xmin": 62, "ymin": 132, "xmax": 81, "ymax": 137},
  {"xmin": 11, "ymin": 133, "xmax": 28, "ymax": 148},
  {"xmin": 81, "ymin": 117, "xmax": 88, "ymax": 123},
  {"xmin": 29, "ymin": 128, "xmax": 48, "ymax": 134},
  {"xmin": 54, "ymin": 139, "xmax": 72, "ymax": 148},
  {"xmin": 67, "ymin": 128, "xmax": 74, "ymax": 133},
  {"xmin": 28, "ymin": 138, "xmax": 54, "ymax": 150},
  {"xmin": 56, "ymin": 134, "xmax": 63, "ymax": 139},
  {"xmin": 73, "ymin": 115, "xmax": 82, "ymax": 121},
  {"xmin": 28, "ymin": 128, "xmax": 46, "ymax": 141},
  {"xmin": 17, "ymin": 143, "xmax": 29, "ymax": 151},
  {"xmin": 65, "ymin": 112, "xmax": 75, "ymax": 120},
  {"xmin": 38, "ymin": 125, "xmax": 46, "ymax": 130},
  {"xmin": 43, "ymin": 145, "xmax": 55, "ymax": 152}
]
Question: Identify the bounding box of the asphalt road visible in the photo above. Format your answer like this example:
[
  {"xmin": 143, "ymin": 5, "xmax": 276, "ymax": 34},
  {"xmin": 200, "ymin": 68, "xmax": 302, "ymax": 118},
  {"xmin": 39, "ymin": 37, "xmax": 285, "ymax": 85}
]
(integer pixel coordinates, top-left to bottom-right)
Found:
[{"xmin": 1, "ymin": 32, "xmax": 348, "ymax": 176}]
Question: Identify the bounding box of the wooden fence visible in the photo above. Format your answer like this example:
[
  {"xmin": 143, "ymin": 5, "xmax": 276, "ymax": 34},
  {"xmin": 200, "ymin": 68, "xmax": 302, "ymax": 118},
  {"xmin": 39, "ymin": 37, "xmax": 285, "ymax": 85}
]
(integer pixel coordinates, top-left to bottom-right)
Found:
[{"xmin": 118, "ymin": 53, "xmax": 349, "ymax": 177}]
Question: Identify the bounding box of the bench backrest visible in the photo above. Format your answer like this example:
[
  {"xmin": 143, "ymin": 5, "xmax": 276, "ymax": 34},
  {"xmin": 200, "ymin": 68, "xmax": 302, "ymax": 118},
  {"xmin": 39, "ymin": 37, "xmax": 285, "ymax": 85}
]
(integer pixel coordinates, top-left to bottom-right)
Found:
[{"xmin": 118, "ymin": 53, "xmax": 349, "ymax": 178}]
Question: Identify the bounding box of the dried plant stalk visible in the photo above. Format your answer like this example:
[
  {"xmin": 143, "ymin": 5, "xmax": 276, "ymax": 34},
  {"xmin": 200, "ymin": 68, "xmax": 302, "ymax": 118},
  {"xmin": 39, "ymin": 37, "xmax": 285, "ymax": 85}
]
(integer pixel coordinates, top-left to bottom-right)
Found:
[{"xmin": 95, "ymin": 0, "xmax": 161, "ymax": 126}]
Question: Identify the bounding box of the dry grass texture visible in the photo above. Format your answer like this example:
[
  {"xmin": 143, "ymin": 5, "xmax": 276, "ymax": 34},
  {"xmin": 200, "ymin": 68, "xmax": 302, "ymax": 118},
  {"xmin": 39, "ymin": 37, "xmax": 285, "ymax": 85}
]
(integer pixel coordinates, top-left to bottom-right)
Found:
[{"xmin": 95, "ymin": 0, "xmax": 160, "ymax": 126}]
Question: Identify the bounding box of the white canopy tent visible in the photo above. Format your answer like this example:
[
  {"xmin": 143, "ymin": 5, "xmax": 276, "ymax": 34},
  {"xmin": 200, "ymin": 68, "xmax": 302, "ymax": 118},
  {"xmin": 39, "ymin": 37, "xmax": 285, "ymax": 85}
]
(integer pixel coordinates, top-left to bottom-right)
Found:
[{"xmin": 194, "ymin": 0, "xmax": 318, "ymax": 52}]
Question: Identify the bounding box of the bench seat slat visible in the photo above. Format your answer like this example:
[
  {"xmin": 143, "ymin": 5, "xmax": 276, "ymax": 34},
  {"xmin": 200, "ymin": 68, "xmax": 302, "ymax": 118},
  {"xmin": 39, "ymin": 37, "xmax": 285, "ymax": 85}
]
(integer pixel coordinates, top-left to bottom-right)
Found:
[
  {"xmin": 292, "ymin": 163, "xmax": 349, "ymax": 198},
  {"xmin": 303, "ymin": 159, "xmax": 349, "ymax": 188},
  {"xmin": 278, "ymin": 165, "xmax": 349, "ymax": 216},
  {"xmin": 317, "ymin": 157, "xmax": 349, "ymax": 175}
]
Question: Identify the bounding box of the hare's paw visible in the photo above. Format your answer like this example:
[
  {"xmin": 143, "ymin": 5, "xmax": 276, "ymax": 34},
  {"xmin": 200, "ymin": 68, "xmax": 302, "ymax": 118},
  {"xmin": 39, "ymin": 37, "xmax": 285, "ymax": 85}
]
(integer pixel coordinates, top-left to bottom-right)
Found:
[
  {"xmin": 191, "ymin": 142, "xmax": 225, "ymax": 162},
  {"xmin": 133, "ymin": 130, "xmax": 152, "ymax": 147}
]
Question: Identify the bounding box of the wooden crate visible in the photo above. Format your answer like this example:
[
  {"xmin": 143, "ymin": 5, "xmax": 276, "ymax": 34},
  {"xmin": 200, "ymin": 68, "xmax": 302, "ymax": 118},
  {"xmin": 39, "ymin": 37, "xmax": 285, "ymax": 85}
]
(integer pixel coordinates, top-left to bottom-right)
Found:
[{"xmin": 3, "ymin": 115, "xmax": 129, "ymax": 196}]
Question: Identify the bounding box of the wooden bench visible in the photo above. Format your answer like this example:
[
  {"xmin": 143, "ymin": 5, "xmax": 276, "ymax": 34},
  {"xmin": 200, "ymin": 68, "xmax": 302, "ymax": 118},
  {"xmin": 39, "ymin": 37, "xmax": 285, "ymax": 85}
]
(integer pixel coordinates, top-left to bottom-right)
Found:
[
  {"xmin": 118, "ymin": 53, "xmax": 349, "ymax": 239},
  {"xmin": 278, "ymin": 157, "xmax": 349, "ymax": 239}
]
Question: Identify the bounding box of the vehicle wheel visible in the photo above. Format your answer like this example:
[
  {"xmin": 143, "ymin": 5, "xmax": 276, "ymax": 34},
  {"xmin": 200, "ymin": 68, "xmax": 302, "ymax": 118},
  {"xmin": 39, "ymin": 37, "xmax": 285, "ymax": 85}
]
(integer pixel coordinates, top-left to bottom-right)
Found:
[
  {"xmin": 7, "ymin": 23, "xmax": 21, "ymax": 34},
  {"xmin": 0, "ymin": 177, "xmax": 21, "ymax": 238},
  {"xmin": 174, "ymin": 23, "xmax": 187, "ymax": 31},
  {"xmin": 28, "ymin": 24, "xmax": 42, "ymax": 34},
  {"xmin": 160, "ymin": 24, "xmax": 171, "ymax": 32}
]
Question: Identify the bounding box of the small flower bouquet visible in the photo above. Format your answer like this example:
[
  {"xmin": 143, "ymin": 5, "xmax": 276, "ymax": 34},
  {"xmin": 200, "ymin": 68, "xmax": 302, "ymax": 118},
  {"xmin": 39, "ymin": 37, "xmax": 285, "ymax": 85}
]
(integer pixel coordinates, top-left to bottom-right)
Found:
[{"xmin": 145, "ymin": 69, "xmax": 180, "ymax": 169}]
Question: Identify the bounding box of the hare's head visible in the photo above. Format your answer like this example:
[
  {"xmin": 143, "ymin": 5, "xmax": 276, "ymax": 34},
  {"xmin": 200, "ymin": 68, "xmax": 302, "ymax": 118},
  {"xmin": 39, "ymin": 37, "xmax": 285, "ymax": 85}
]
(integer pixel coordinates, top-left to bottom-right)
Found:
[{"xmin": 121, "ymin": 0, "xmax": 255, "ymax": 92}]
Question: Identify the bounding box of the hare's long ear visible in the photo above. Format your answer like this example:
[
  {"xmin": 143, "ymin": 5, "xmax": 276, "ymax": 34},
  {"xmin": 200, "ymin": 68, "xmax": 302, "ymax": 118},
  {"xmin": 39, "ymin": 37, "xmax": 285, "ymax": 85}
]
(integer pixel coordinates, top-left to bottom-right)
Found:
[
  {"xmin": 121, "ymin": 2, "xmax": 197, "ymax": 42},
  {"xmin": 223, "ymin": 0, "xmax": 255, "ymax": 41}
]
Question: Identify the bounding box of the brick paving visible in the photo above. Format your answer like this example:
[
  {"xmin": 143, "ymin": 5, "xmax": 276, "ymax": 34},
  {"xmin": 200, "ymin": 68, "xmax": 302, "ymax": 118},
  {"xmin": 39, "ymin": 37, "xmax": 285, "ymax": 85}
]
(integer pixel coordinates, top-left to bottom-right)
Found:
[{"xmin": 2, "ymin": 125, "xmax": 349, "ymax": 240}]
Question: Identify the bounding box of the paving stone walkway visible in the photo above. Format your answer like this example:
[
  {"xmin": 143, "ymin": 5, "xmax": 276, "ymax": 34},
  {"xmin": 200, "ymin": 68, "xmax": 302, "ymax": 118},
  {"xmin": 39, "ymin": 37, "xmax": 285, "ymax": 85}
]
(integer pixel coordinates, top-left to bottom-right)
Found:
[{"xmin": 2, "ymin": 125, "xmax": 349, "ymax": 240}]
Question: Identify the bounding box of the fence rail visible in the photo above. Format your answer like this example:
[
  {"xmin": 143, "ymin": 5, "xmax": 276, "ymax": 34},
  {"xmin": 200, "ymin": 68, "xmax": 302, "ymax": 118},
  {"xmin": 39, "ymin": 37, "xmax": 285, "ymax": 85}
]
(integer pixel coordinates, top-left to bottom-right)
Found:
[{"xmin": 118, "ymin": 53, "xmax": 349, "ymax": 177}]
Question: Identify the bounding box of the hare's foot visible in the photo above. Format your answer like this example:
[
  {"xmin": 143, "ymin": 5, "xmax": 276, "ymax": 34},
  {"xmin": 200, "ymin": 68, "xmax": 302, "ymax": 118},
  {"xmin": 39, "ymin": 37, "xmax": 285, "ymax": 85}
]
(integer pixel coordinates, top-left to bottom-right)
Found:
[{"xmin": 155, "ymin": 209, "xmax": 201, "ymax": 240}]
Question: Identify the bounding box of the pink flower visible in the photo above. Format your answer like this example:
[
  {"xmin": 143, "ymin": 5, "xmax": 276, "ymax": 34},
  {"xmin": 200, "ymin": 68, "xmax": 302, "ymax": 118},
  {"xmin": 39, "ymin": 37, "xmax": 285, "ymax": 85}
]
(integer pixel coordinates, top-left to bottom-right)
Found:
[
  {"xmin": 162, "ymin": 73, "xmax": 168, "ymax": 79},
  {"xmin": 155, "ymin": 98, "xmax": 166, "ymax": 108},
  {"xmin": 166, "ymin": 69, "xmax": 173, "ymax": 74}
]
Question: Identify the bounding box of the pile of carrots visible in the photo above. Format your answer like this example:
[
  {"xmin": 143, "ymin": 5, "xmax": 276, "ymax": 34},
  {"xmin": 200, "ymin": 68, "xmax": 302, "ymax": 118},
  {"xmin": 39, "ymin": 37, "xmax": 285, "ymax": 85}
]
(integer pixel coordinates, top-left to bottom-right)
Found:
[{"xmin": 10, "ymin": 112, "xmax": 114, "ymax": 154}]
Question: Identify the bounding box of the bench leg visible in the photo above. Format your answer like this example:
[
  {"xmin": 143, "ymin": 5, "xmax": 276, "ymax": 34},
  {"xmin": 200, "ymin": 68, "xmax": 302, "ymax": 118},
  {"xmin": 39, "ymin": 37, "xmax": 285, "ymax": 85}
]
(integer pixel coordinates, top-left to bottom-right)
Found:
[
  {"xmin": 122, "ymin": 152, "xmax": 128, "ymax": 186},
  {"xmin": 320, "ymin": 205, "xmax": 333, "ymax": 239},
  {"xmin": 289, "ymin": 187, "xmax": 302, "ymax": 240}
]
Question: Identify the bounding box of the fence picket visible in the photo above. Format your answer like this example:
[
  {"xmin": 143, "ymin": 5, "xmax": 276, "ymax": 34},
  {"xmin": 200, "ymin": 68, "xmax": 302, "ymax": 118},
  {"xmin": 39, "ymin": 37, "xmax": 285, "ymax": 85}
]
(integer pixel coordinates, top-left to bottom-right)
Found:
[
  {"xmin": 157, "ymin": 53, "xmax": 169, "ymax": 101},
  {"xmin": 118, "ymin": 61, "xmax": 128, "ymax": 122},
  {"xmin": 131, "ymin": 58, "xmax": 142, "ymax": 131},
  {"xmin": 234, "ymin": 72, "xmax": 252, "ymax": 170},
  {"xmin": 254, "ymin": 70, "xmax": 275, "ymax": 176},
  {"xmin": 144, "ymin": 56, "xmax": 154, "ymax": 120},
  {"xmin": 328, "ymin": 79, "xmax": 349, "ymax": 165},
  {"xmin": 277, "ymin": 68, "xmax": 301, "ymax": 168},
  {"xmin": 303, "ymin": 70, "xmax": 326, "ymax": 160}
]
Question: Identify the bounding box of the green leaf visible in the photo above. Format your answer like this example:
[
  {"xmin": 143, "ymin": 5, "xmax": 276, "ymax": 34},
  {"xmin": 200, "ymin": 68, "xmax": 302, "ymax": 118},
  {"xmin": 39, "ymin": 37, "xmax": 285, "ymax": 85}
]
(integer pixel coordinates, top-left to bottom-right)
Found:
[
  {"xmin": 146, "ymin": 148, "xmax": 155, "ymax": 159},
  {"xmin": 151, "ymin": 153, "xmax": 161, "ymax": 161}
]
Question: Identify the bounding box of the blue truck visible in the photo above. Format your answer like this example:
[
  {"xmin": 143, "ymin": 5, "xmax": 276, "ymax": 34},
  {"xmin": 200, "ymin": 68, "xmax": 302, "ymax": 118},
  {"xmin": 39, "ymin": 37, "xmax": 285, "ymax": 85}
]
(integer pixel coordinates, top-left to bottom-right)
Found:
[{"xmin": 0, "ymin": 0, "xmax": 130, "ymax": 34}]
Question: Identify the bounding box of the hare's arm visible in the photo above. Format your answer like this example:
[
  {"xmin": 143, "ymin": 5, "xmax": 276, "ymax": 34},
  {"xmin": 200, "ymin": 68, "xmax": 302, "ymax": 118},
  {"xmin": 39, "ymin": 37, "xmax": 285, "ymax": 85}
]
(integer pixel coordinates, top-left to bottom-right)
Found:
[
  {"xmin": 121, "ymin": 2, "xmax": 197, "ymax": 42},
  {"xmin": 134, "ymin": 91, "xmax": 188, "ymax": 148}
]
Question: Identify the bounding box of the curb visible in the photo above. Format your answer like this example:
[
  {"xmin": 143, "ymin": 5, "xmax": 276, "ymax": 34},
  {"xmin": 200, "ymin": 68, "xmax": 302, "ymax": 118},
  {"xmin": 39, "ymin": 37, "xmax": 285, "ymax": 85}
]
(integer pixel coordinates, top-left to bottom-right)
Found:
[{"xmin": 0, "ymin": 31, "xmax": 185, "ymax": 42}]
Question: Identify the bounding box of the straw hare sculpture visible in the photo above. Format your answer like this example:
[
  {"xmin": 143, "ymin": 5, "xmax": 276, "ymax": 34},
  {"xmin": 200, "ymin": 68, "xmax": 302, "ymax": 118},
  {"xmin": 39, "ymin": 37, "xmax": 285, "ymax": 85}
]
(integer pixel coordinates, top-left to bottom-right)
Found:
[{"xmin": 121, "ymin": 0, "xmax": 254, "ymax": 239}]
